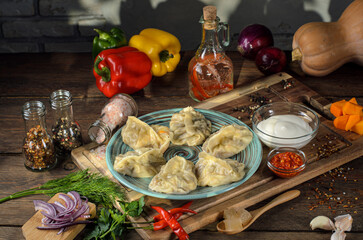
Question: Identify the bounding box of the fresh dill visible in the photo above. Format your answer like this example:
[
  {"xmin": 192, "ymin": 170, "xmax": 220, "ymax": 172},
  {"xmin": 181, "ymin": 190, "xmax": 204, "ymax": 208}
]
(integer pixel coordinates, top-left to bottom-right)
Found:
[{"xmin": 0, "ymin": 169, "xmax": 125, "ymax": 207}]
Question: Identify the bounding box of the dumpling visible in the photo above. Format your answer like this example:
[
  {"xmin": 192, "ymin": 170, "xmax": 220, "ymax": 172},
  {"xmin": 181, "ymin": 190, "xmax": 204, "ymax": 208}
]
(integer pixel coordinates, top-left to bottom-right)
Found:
[
  {"xmin": 202, "ymin": 124, "xmax": 253, "ymax": 158},
  {"xmin": 195, "ymin": 152, "xmax": 245, "ymax": 187},
  {"xmin": 169, "ymin": 106, "xmax": 212, "ymax": 146},
  {"xmin": 149, "ymin": 156, "xmax": 197, "ymax": 194},
  {"xmin": 121, "ymin": 116, "xmax": 170, "ymax": 153},
  {"xmin": 114, "ymin": 148, "xmax": 166, "ymax": 178}
]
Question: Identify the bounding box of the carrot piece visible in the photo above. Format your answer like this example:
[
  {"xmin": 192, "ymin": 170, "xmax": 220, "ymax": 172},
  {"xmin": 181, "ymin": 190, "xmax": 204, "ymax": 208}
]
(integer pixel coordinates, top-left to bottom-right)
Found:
[
  {"xmin": 351, "ymin": 120, "xmax": 363, "ymax": 135},
  {"xmin": 342, "ymin": 101, "xmax": 363, "ymax": 115},
  {"xmin": 348, "ymin": 97, "xmax": 358, "ymax": 105},
  {"xmin": 330, "ymin": 100, "xmax": 346, "ymax": 118},
  {"xmin": 345, "ymin": 115, "xmax": 361, "ymax": 131},
  {"xmin": 333, "ymin": 115, "xmax": 350, "ymax": 130}
]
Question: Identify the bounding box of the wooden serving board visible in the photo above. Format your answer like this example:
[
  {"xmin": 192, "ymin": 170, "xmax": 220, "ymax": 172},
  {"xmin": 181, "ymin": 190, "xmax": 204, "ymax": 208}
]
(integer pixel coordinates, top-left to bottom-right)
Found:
[
  {"xmin": 22, "ymin": 193, "xmax": 96, "ymax": 240},
  {"xmin": 71, "ymin": 72, "xmax": 363, "ymax": 240}
]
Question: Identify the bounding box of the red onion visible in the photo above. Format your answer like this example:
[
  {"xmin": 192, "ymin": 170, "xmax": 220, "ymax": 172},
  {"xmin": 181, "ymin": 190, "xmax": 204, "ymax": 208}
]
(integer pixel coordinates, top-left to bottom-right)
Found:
[
  {"xmin": 33, "ymin": 191, "xmax": 92, "ymax": 234},
  {"xmin": 237, "ymin": 24, "xmax": 274, "ymax": 60},
  {"xmin": 255, "ymin": 47, "xmax": 287, "ymax": 75}
]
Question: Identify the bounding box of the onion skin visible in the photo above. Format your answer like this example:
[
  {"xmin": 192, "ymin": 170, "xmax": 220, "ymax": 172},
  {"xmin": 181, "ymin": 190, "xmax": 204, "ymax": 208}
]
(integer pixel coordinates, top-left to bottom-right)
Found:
[
  {"xmin": 237, "ymin": 24, "xmax": 274, "ymax": 60},
  {"xmin": 255, "ymin": 47, "xmax": 287, "ymax": 75}
]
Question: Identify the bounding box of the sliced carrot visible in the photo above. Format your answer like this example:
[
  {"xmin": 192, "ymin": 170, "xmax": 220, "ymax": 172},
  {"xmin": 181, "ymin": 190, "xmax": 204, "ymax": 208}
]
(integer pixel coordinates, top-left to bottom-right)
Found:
[
  {"xmin": 348, "ymin": 97, "xmax": 358, "ymax": 104},
  {"xmin": 342, "ymin": 101, "xmax": 363, "ymax": 115},
  {"xmin": 333, "ymin": 115, "xmax": 350, "ymax": 130},
  {"xmin": 330, "ymin": 100, "xmax": 346, "ymax": 118},
  {"xmin": 345, "ymin": 115, "xmax": 361, "ymax": 131},
  {"xmin": 351, "ymin": 120, "xmax": 363, "ymax": 135}
]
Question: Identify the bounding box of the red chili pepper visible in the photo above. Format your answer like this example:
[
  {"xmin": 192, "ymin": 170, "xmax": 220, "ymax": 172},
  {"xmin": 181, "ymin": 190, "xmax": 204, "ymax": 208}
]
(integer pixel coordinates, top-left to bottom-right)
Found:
[
  {"xmin": 153, "ymin": 201, "xmax": 193, "ymax": 222},
  {"xmin": 93, "ymin": 46, "xmax": 152, "ymax": 98},
  {"xmin": 151, "ymin": 206, "xmax": 189, "ymax": 240},
  {"xmin": 153, "ymin": 212, "xmax": 183, "ymax": 231}
]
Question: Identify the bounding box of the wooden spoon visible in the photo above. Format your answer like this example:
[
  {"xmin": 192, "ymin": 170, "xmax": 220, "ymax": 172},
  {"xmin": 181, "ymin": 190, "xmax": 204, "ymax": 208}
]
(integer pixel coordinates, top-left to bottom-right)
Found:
[{"xmin": 217, "ymin": 189, "xmax": 301, "ymax": 234}]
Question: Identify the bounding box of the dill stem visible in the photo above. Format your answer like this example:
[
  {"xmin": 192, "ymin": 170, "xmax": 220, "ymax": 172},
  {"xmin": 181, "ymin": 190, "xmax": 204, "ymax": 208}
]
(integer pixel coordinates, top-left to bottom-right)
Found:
[{"xmin": 0, "ymin": 189, "xmax": 51, "ymax": 203}]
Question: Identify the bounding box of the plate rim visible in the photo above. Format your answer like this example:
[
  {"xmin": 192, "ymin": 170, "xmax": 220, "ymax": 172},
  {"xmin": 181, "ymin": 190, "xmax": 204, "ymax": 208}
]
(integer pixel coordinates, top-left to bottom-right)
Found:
[{"xmin": 106, "ymin": 107, "xmax": 262, "ymax": 200}]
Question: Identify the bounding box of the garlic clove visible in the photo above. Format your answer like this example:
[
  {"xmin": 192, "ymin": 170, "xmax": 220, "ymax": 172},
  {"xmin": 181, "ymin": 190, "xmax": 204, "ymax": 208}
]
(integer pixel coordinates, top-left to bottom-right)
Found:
[
  {"xmin": 334, "ymin": 214, "xmax": 353, "ymax": 232},
  {"xmin": 310, "ymin": 215, "xmax": 335, "ymax": 231},
  {"xmin": 331, "ymin": 230, "xmax": 346, "ymax": 240}
]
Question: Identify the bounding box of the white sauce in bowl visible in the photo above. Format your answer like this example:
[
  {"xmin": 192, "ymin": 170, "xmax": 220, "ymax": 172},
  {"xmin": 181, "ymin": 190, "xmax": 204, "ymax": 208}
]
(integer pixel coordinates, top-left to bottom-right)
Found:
[{"xmin": 256, "ymin": 115, "xmax": 313, "ymax": 148}]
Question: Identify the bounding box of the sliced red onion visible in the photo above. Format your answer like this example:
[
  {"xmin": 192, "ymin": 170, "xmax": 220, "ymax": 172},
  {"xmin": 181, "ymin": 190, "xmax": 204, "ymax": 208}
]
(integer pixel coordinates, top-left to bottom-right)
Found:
[{"xmin": 33, "ymin": 191, "xmax": 92, "ymax": 234}]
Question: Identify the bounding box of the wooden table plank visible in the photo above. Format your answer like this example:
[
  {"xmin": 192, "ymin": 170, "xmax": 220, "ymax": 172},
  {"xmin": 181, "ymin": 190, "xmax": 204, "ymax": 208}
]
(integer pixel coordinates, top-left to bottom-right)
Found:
[{"xmin": 0, "ymin": 52, "xmax": 362, "ymax": 240}]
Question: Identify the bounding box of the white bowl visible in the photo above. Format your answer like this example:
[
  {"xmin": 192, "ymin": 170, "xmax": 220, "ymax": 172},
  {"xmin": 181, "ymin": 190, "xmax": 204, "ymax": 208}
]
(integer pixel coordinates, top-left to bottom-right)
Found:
[{"xmin": 252, "ymin": 102, "xmax": 320, "ymax": 149}]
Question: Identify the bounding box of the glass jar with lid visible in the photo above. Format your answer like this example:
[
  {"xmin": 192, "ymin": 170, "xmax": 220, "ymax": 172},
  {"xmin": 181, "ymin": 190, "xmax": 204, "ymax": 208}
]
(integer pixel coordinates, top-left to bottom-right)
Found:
[
  {"xmin": 188, "ymin": 5, "xmax": 233, "ymax": 101},
  {"xmin": 22, "ymin": 101, "xmax": 57, "ymax": 171},
  {"xmin": 88, "ymin": 93, "xmax": 138, "ymax": 144},
  {"xmin": 49, "ymin": 89, "xmax": 83, "ymax": 159}
]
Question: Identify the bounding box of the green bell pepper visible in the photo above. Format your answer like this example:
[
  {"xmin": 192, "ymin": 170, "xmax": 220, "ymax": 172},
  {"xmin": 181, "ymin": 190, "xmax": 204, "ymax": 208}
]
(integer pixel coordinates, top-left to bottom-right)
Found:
[{"xmin": 92, "ymin": 27, "xmax": 127, "ymax": 60}]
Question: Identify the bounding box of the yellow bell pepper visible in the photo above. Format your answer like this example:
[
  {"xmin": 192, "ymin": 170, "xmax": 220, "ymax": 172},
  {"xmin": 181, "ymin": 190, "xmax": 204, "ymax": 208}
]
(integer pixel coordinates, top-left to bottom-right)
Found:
[{"xmin": 129, "ymin": 28, "xmax": 181, "ymax": 77}]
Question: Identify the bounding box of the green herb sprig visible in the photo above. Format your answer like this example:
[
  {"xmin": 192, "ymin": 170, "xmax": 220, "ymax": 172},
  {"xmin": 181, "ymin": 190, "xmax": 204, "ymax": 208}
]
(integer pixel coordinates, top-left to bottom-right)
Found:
[
  {"xmin": 0, "ymin": 169, "xmax": 124, "ymax": 207},
  {"xmin": 85, "ymin": 197, "xmax": 145, "ymax": 240}
]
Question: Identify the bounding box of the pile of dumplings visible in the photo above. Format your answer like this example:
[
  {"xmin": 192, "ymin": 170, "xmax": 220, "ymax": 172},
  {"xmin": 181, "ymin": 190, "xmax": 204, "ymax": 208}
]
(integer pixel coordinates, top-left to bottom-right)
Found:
[{"xmin": 113, "ymin": 106, "xmax": 253, "ymax": 195}]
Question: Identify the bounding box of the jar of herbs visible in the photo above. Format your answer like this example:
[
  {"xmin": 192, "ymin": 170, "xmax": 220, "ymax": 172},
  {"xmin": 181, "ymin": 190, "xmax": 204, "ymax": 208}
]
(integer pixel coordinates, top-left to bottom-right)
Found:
[
  {"xmin": 49, "ymin": 90, "xmax": 83, "ymax": 159},
  {"xmin": 22, "ymin": 101, "xmax": 57, "ymax": 171},
  {"xmin": 88, "ymin": 93, "xmax": 138, "ymax": 144}
]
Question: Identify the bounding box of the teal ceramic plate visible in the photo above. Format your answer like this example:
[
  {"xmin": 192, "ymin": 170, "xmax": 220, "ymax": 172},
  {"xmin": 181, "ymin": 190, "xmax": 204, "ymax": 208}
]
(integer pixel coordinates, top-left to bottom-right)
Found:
[{"xmin": 106, "ymin": 108, "xmax": 262, "ymax": 200}]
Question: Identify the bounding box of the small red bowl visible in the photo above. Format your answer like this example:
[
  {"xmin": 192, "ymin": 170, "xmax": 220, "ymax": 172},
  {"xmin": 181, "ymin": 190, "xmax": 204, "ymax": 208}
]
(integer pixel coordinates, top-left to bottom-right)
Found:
[{"xmin": 267, "ymin": 147, "xmax": 306, "ymax": 178}]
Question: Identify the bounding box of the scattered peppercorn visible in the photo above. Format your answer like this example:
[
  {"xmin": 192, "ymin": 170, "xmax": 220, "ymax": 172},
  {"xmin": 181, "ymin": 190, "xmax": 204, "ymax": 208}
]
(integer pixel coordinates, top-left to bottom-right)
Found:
[
  {"xmin": 281, "ymin": 79, "xmax": 294, "ymax": 89},
  {"xmin": 51, "ymin": 117, "xmax": 82, "ymax": 153}
]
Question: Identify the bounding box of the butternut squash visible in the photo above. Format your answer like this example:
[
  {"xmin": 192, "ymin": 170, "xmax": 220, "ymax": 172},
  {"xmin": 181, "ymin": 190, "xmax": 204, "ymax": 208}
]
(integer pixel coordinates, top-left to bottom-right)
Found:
[
  {"xmin": 334, "ymin": 115, "xmax": 350, "ymax": 130},
  {"xmin": 349, "ymin": 97, "xmax": 358, "ymax": 105},
  {"xmin": 342, "ymin": 101, "xmax": 363, "ymax": 115},
  {"xmin": 292, "ymin": 0, "xmax": 363, "ymax": 76},
  {"xmin": 330, "ymin": 100, "xmax": 346, "ymax": 118},
  {"xmin": 345, "ymin": 115, "xmax": 361, "ymax": 131},
  {"xmin": 351, "ymin": 119, "xmax": 363, "ymax": 135}
]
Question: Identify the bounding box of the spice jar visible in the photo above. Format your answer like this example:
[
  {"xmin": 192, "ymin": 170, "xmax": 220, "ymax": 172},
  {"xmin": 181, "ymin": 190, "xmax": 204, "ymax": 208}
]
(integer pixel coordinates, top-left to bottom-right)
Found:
[
  {"xmin": 49, "ymin": 90, "xmax": 83, "ymax": 158},
  {"xmin": 22, "ymin": 101, "xmax": 57, "ymax": 171},
  {"xmin": 188, "ymin": 5, "xmax": 233, "ymax": 102},
  {"xmin": 88, "ymin": 93, "xmax": 138, "ymax": 144}
]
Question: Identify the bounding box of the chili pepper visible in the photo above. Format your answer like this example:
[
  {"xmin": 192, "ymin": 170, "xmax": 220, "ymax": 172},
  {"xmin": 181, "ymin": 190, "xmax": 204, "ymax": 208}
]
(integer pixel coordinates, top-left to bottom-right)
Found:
[
  {"xmin": 92, "ymin": 27, "xmax": 127, "ymax": 60},
  {"xmin": 153, "ymin": 212, "xmax": 183, "ymax": 231},
  {"xmin": 151, "ymin": 206, "xmax": 189, "ymax": 240},
  {"xmin": 129, "ymin": 28, "xmax": 181, "ymax": 77},
  {"xmin": 153, "ymin": 201, "xmax": 193, "ymax": 222},
  {"xmin": 93, "ymin": 46, "xmax": 152, "ymax": 98}
]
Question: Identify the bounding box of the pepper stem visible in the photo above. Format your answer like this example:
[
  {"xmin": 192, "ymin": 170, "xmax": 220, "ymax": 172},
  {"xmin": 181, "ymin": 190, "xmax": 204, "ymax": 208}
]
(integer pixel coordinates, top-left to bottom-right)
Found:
[
  {"xmin": 159, "ymin": 50, "xmax": 174, "ymax": 63},
  {"xmin": 94, "ymin": 56, "xmax": 111, "ymax": 82}
]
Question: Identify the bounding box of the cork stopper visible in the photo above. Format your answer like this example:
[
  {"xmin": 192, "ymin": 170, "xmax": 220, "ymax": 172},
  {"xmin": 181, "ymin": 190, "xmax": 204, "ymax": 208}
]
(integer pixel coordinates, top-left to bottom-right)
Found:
[
  {"xmin": 203, "ymin": 6, "xmax": 217, "ymax": 21},
  {"xmin": 203, "ymin": 6, "xmax": 217, "ymax": 30}
]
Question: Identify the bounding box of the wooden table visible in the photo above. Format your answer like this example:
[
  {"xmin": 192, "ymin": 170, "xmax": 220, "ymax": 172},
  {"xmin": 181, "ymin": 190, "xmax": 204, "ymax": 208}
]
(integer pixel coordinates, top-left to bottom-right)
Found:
[{"xmin": 0, "ymin": 51, "xmax": 362, "ymax": 240}]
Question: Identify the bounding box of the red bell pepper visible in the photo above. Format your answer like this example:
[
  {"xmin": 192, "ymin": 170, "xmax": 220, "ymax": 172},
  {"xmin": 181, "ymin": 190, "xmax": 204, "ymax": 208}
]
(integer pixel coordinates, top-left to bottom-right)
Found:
[{"xmin": 93, "ymin": 46, "xmax": 152, "ymax": 98}]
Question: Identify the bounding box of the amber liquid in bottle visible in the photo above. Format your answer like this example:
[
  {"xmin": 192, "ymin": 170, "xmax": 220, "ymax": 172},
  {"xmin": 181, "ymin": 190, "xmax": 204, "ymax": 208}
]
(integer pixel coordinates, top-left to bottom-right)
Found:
[{"xmin": 189, "ymin": 6, "xmax": 233, "ymax": 102}]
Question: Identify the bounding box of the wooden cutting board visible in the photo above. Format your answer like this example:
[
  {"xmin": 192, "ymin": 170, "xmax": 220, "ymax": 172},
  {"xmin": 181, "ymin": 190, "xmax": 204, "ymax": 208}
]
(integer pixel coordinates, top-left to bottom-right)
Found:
[
  {"xmin": 71, "ymin": 72, "xmax": 363, "ymax": 240},
  {"xmin": 22, "ymin": 193, "xmax": 96, "ymax": 240}
]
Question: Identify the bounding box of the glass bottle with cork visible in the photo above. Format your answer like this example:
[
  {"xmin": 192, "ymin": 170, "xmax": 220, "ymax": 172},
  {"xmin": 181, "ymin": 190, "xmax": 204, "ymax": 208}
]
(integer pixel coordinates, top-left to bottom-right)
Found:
[
  {"xmin": 49, "ymin": 89, "xmax": 83, "ymax": 159},
  {"xmin": 188, "ymin": 5, "xmax": 233, "ymax": 101},
  {"xmin": 22, "ymin": 101, "xmax": 57, "ymax": 171}
]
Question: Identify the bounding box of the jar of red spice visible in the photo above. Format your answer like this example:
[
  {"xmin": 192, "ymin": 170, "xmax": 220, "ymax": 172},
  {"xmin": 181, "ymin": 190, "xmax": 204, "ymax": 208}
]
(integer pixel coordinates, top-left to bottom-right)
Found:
[
  {"xmin": 267, "ymin": 147, "xmax": 306, "ymax": 178},
  {"xmin": 22, "ymin": 101, "xmax": 57, "ymax": 171},
  {"xmin": 88, "ymin": 94, "xmax": 138, "ymax": 144}
]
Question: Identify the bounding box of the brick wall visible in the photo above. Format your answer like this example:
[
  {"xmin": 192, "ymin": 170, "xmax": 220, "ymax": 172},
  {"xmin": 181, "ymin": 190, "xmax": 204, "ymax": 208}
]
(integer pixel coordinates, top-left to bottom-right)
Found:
[
  {"xmin": 0, "ymin": 0, "xmax": 107, "ymax": 53},
  {"xmin": 0, "ymin": 0, "xmax": 352, "ymax": 53}
]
